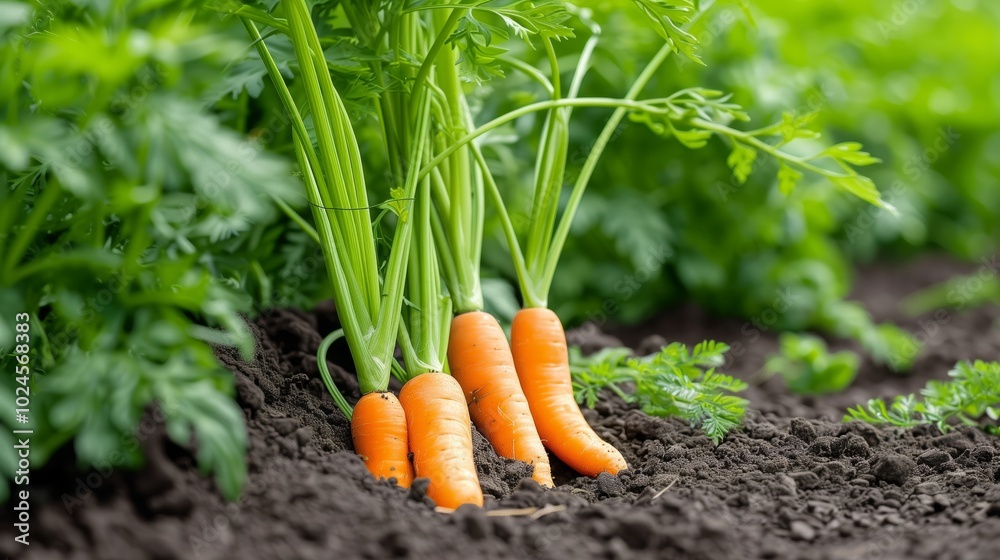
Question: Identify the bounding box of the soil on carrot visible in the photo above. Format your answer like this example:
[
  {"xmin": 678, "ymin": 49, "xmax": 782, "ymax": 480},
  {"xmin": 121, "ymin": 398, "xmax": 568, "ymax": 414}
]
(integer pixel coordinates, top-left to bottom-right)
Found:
[{"xmin": 3, "ymin": 255, "xmax": 999, "ymax": 560}]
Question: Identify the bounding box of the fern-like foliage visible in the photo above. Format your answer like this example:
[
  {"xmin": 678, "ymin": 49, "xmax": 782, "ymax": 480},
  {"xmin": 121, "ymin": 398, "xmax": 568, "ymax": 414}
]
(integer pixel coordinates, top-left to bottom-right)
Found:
[
  {"xmin": 631, "ymin": 0, "xmax": 701, "ymax": 64},
  {"xmin": 846, "ymin": 360, "xmax": 1000, "ymax": 435},
  {"xmin": 405, "ymin": 0, "xmax": 575, "ymax": 83},
  {"xmin": 628, "ymin": 87, "xmax": 897, "ymax": 214},
  {"xmin": 571, "ymin": 341, "xmax": 748, "ymax": 444},
  {"xmin": 0, "ymin": 0, "xmax": 309, "ymax": 501}
]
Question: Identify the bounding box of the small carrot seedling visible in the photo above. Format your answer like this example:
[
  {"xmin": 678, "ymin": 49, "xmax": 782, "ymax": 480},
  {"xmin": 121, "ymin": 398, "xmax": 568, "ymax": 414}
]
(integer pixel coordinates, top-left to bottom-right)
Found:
[
  {"xmin": 570, "ymin": 341, "xmax": 748, "ymax": 444},
  {"xmin": 846, "ymin": 360, "xmax": 1000, "ymax": 435}
]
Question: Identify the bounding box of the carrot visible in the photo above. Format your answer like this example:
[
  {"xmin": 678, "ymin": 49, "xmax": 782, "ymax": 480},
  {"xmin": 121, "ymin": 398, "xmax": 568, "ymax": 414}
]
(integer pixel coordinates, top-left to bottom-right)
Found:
[
  {"xmin": 511, "ymin": 307, "xmax": 628, "ymax": 476},
  {"xmin": 351, "ymin": 391, "xmax": 414, "ymax": 488},
  {"xmin": 399, "ymin": 372, "xmax": 484, "ymax": 508},
  {"xmin": 448, "ymin": 311, "xmax": 553, "ymax": 487}
]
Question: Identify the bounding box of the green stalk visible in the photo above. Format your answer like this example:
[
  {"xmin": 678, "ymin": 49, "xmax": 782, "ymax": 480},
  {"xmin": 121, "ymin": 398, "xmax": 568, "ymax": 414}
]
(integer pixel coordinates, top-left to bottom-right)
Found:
[
  {"xmin": 498, "ymin": 55, "xmax": 555, "ymax": 95},
  {"xmin": 430, "ymin": 203, "xmax": 460, "ymax": 308},
  {"xmin": 537, "ymin": 44, "xmax": 675, "ymax": 302},
  {"xmin": 373, "ymin": 76, "xmax": 405, "ymax": 187},
  {"xmin": 273, "ymin": 196, "xmax": 320, "ymax": 244},
  {"xmin": 417, "ymin": 98, "xmax": 672, "ymax": 182},
  {"xmin": 690, "ymin": 118, "xmax": 858, "ymax": 178},
  {"xmin": 470, "ymin": 143, "xmax": 540, "ymax": 308},
  {"xmin": 524, "ymin": 37, "xmax": 568, "ymax": 279},
  {"xmin": 285, "ymin": 0, "xmax": 381, "ymax": 316},
  {"xmin": 463, "ymin": 94, "xmax": 486, "ymax": 287},
  {"xmin": 430, "ymin": 165, "xmax": 452, "ymax": 219},
  {"xmin": 518, "ymin": 28, "xmax": 599, "ymax": 298},
  {"xmin": 409, "ymin": 7, "xmax": 463, "ymax": 110},
  {"xmin": 566, "ymin": 28, "xmax": 601, "ymax": 102},
  {"xmin": 0, "ymin": 168, "xmax": 39, "ymax": 246},
  {"xmin": 396, "ymin": 323, "xmax": 421, "ymax": 383},
  {"xmin": 244, "ymin": 18, "xmax": 372, "ymax": 331},
  {"xmin": 431, "ymin": 13, "xmax": 484, "ymax": 314},
  {"xmin": 525, "ymin": 110, "xmax": 569, "ymax": 279},
  {"xmin": 395, "ymin": 7, "xmax": 454, "ymax": 382},
  {"xmin": 397, "ymin": 167, "xmax": 448, "ymax": 379},
  {"xmin": 253, "ymin": 26, "xmax": 373, "ymax": 329},
  {"xmin": 283, "ymin": 2, "xmax": 387, "ymax": 391},
  {"xmin": 248, "ymin": 8, "xmax": 427, "ymax": 394},
  {"xmin": 317, "ymin": 329, "xmax": 352, "ymax": 419},
  {"xmin": 363, "ymin": 89, "xmax": 433, "ymax": 392},
  {"xmin": 5, "ymin": 181, "xmax": 61, "ymax": 276}
]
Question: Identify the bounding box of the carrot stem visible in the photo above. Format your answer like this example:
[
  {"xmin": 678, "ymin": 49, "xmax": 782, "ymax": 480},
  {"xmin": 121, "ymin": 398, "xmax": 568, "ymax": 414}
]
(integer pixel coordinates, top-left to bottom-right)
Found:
[
  {"xmin": 538, "ymin": 43, "xmax": 674, "ymax": 302},
  {"xmin": 317, "ymin": 329, "xmax": 352, "ymax": 420},
  {"xmin": 247, "ymin": 5, "xmax": 429, "ymax": 394}
]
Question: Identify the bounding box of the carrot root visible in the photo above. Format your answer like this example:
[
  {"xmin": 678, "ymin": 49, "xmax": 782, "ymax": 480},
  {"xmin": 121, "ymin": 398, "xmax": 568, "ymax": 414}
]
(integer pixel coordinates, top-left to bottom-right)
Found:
[
  {"xmin": 511, "ymin": 307, "xmax": 628, "ymax": 477},
  {"xmin": 448, "ymin": 311, "xmax": 554, "ymax": 487},
  {"xmin": 400, "ymin": 372, "xmax": 484, "ymax": 508},
  {"xmin": 351, "ymin": 391, "xmax": 415, "ymax": 488}
]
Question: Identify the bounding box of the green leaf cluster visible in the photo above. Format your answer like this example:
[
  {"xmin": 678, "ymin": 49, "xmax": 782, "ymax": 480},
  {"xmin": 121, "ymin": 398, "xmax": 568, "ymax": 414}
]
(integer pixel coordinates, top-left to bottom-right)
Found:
[
  {"xmin": 407, "ymin": 0, "xmax": 575, "ymax": 83},
  {"xmin": 571, "ymin": 341, "xmax": 748, "ymax": 444},
  {"xmin": 629, "ymin": 89, "xmax": 892, "ymax": 213},
  {"xmin": 764, "ymin": 333, "xmax": 858, "ymax": 395},
  {"xmin": 846, "ymin": 360, "xmax": 1000, "ymax": 435},
  {"xmin": 631, "ymin": 0, "xmax": 701, "ymax": 64},
  {"xmin": 0, "ymin": 0, "xmax": 303, "ymax": 501}
]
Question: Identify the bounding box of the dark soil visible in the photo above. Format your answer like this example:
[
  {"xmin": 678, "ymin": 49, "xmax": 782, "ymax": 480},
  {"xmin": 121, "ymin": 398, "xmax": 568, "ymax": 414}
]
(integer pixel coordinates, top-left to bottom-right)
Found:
[{"xmin": 3, "ymin": 255, "xmax": 1000, "ymax": 560}]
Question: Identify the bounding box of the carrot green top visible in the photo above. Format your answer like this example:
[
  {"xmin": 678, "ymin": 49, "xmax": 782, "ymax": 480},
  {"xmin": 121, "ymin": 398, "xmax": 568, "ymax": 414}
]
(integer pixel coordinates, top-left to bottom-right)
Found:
[
  {"xmin": 419, "ymin": 18, "xmax": 679, "ymax": 311},
  {"xmin": 415, "ymin": 8, "xmax": 676, "ymax": 313},
  {"xmin": 417, "ymin": 4, "xmax": 896, "ymax": 313},
  {"xmin": 246, "ymin": 0, "xmax": 429, "ymax": 394}
]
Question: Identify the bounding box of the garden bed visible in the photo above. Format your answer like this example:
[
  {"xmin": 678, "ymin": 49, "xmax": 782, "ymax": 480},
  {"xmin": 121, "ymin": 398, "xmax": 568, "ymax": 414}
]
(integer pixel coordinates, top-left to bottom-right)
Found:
[{"xmin": 2, "ymin": 256, "xmax": 998, "ymax": 560}]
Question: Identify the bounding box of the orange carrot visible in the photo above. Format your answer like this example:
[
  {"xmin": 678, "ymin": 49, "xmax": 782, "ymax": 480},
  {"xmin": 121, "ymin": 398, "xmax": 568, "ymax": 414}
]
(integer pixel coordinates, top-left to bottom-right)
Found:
[
  {"xmin": 399, "ymin": 372, "xmax": 484, "ymax": 508},
  {"xmin": 511, "ymin": 307, "xmax": 628, "ymax": 477},
  {"xmin": 351, "ymin": 392, "xmax": 414, "ymax": 487},
  {"xmin": 448, "ymin": 311, "xmax": 554, "ymax": 487}
]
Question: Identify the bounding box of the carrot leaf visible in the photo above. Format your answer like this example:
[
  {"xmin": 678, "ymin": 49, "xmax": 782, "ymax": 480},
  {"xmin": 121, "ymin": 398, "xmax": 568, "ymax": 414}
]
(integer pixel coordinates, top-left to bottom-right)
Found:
[
  {"xmin": 626, "ymin": 87, "xmax": 898, "ymax": 214},
  {"xmin": 631, "ymin": 0, "xmax": 702, "ymax": 64},
  {"xmin": 845, "ymin": 360, "xmax": 1000, "ymax": 435},
  {"xmin": 570, "ymin": 341, "xmax": 748, "ymax": 444}
]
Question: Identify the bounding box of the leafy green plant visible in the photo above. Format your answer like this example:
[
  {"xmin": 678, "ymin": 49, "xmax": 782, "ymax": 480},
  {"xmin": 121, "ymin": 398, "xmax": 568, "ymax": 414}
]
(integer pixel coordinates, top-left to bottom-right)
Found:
[
  {"xmin": 0, "ymin": 0, "xmax": 302, "ymax": 500},
  {"xmin": 846, "ymin": 360, "xmax": 1000, "ymax": 435},
  {"xmin": 763, "ymin": 333, "xmax": 858, "ymax": 395},
  {"xmin": 903, "ymin": 272, "xmax": 1000, "ymax": 316},
  {"xmin": 740, "ymin": 0, "xmax": 1000, "ymax": 261},
  {"xmin": 570, "ymin": 341, "xmax": 748, "ymax": 444},
  {"xmin": 438, "ymin": 0, "xmax": 576, "ymax": 83},
  {"xmin": 814, "ymin": 302, "xmax": 919, "ymax": 372},
  {"xmin": 629, "ymin": 89, "xmax": 894, "ymax": 211}
]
